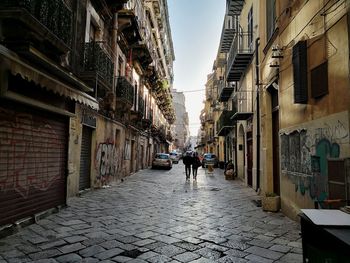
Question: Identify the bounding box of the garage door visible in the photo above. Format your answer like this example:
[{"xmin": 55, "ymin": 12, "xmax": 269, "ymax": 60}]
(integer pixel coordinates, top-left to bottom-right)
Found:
[
  {"xmin": 0, "ymin": 100, "xmax": 68, "ymax": 226},
  {"xmin": 79, "ymin": 126, "xmax": 92, "ymax": 191}
]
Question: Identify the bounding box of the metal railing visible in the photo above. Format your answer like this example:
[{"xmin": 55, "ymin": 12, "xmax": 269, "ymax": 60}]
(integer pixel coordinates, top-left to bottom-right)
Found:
[
  {"xmin": 227, "ymin": 32, "xmax": 254, "ymax": 71},
  {"xmin": 1, "ymin": 0, "xmax": 72, "ymax": 45},
  {"xmin": 83, "ymin": 42, "xmax": 114, "ymax": 87},
  {"xmin": 217, "ymin": 110, "xmax": 236, "ymax": 134},
  {"xmin": 116, "ymin": 76, "xmax": 134, "ymax": 105}
]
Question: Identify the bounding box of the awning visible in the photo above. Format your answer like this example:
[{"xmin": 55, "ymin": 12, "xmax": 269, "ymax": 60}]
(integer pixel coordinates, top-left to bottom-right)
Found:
[{"xmin": 0, "ymin": 45, "xmax": 99, "ymax": 110}]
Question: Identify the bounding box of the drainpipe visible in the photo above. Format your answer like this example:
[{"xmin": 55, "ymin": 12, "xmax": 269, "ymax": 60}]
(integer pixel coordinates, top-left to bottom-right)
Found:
[{"xmin": 255, "ymin": 37, "xmax": 260, "ymax": 191}]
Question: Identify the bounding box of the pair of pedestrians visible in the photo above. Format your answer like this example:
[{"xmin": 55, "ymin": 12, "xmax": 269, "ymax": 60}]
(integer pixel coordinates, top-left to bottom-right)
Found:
[{"xmin": 183, "ymin": 151, "xmax": 201, "ymax": 181}]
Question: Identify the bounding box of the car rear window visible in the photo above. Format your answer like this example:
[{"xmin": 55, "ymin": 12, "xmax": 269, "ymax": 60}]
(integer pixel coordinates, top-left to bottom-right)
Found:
[
  {"xmin": 155, "ymin": 154, "xmax": 169, "ymax": 159},
  {"xmin": 169, "ymin": 153, "xmax": 177, "ymax": 156}
]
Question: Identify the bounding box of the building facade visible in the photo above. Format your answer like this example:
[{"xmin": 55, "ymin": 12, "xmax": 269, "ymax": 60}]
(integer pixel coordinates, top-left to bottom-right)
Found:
[
  {"xmin": 200, "ymin": 0, "xmax": 350, "ymax": 220},
  {"xmin": 172, "ymin": 90, "xmax": 189, "ymax": 151},
  {"xmin": 0, "ymin": 0, "xmax": 175, "ymax": 227}
]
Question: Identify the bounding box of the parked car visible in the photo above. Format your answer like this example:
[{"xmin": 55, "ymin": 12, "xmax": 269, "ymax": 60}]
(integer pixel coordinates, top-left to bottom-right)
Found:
[
  {"xmin": 169, "ymin": 152, "xmax": 180, "ymax": 164},
  {"xmin": 152, "ymin": 153, "xmax": 172, "ymax": 169},
  {"xmin": 201, "ymin": 153, "xmax": 219, "ymax": 168}
]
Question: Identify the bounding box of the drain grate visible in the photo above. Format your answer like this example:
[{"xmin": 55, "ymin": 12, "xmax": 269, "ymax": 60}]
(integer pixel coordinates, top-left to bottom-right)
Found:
[{"xmin": 120, "ymin": 249, "xmax": 144, "ymax": 258}]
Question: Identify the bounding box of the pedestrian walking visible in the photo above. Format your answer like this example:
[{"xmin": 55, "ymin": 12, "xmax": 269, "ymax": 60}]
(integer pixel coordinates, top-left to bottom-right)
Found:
[
  {"xmin": 182, "ymin": 151, "xmax": 193, "ymax": 181},
  {"xmin": 192, "ymin": 152, "xmax": 201, "ymax": 181}
]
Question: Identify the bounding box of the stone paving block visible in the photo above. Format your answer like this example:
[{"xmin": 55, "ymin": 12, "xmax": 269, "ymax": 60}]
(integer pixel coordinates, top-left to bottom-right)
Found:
[
  {"xmin": 153, "ymin": 244, "xmax": 186, "ymax": 258},
  {"xmin": 189, "ymin": 258, "xmax": 213, "ymax": 263},
  {"xmin": 133, "ymin": 238, "xmax": 156, "ymax": 246},
  {"xmin": 147, "ymin": 254, "xmax": 173, "ymax": 263},
  {"xmin": 6, "ymin": 256, "xmax": 32, "ymax": 263},
  {"xmin": 80, "ymin": 258, "xmax": 99, "ymax": 263},
  {"xmin": 221, "ymin": 240, "xmax": 251, "ymax": 251},
  {"xmin": 279, "ymin": 252, "xmax": 303, "ymax": 263},
  {"xmin": 244, "ymin": 254, "xmax": 274, "ymax": 263},
  {"xmin": 224, "ymin": 249, "xmax": 248, "ymax": 258},
  {"xmin": 199, "ymin": 242, "xmax": 229, "ymax": 252},
  {"xmin": 79, "ymin": 244, "xmax": 105, "ymax": 257},
  {"xmin": 137, "ymin": 251, "xmax": 159, "ymax": 260},
  {"xmin": 247, "ymin": 239, "xmax": 273, "ymax": 249},
  {"xmin": 135, "ymin": 231, "xmax": 158, "ymax": 239},
  {"xmin": 195, "ymin": 247, "xmax": 223, "ymax": 260},
  {"xmin": 112, "ymin": 255, "xmax": 134, "ymax": 262},
  {"xmin": 63, "ymin": 235, "xmax": 87, "ymax": 243},
  {"xmin": 25, "ymin": 235, "xmax": 49, "ymax": 245},
  {"xmin": 216, "ymin": 255, "xmax": 248, "ymax": 262},
  {"xmin": 95, "ymin": 247, "xmax": 124, "ymax": 260},
  {"xmin": 115, "ymin": 235, "xmax": 141, "ymax": 244},
  {"xmin": 244, "ymin": 246, "xmax": 283, "ymax": 260},
  {"xmin": 173, "ymin": 251, "xmax": 200, "ymax": 262},
  {"xmin": 100, "ymin": 240, "xmax": 124, "ymax": 249},
  {"xmin": 84, "ymin": 231, "xmax": 110, "ymax": 239},
  {"xmin": 144, "ymin": 241, "xmax": 168, "ymax": 250},
  {"xmin": 151, "ymin": 235, "xmax": 180, "ymax": 244},
  {"xmin": 59, "ymin": 220, "xmax": 85, "ymax": 226},
  {"xmin": 82, "ymin": 237, "xmax": 106, "ymax": 246},
  {"xmin": 29, "ymin": 249, "xmax": 61, "ymax": 260},
  {"xmin": 124, "ymin": 259, "xmax": 148, "ymax": 263},
  {"xmin": 29, "ymin": 259, "xmax": 58, "ymax": 263},
  {"xmin": 39, "ymin": 240, "xmax": 67, "ymax": 250},
  {"xmin": 269, "ymin": 244, "xmax": 291, "ymax": 253},
  {"xmin": 58, "ymin": 243, "xmax": 85, "ymax": 254},
  {"xmin": 55, "ymin": 253, "xmax": 82, "ymax": 263},
  {"xmin": 287, "ymin": 241, "xmax": 302, "ymax": 248},
  {"xmin": 0, "ymin": 249, "xmax": 24, "ymax": 258},
  {"xmin": 172, "ymin": 241, "xmax": 200, "ymax": 251},
  {"xmin": 198, "ymin": 234, "xmax": 227, "ymax": 244}
]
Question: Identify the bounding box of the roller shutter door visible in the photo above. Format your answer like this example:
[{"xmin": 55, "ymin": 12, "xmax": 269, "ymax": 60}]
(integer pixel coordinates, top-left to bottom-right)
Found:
[
  {"xmin": 0, "ymin": 101, "xmax": 68, "ymax": 226},
  {"xmin": 79, "ymin": 126, "xmax": 92, "ymax": 191}
]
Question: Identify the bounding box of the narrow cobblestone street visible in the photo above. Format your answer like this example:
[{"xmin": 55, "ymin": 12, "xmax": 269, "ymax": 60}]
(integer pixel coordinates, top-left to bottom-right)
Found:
[{"xmin": 0, "ymin": 164, "xmax": 303, "ymax": 263}]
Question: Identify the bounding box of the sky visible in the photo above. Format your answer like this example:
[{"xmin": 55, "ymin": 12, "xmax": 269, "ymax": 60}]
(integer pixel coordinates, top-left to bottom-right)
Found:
[{"xmin": 167, "ymin": 0, "xmax": 226, "ymax": 136}]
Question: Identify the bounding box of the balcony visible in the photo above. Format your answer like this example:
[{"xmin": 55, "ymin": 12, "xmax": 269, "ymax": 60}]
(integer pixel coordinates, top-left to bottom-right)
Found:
[
  {"xmin": 0, "ymin": 0, "xmax": 72, "ymax": 57},
  {"xmin": 227, "ymin": 33, "xmax": 254, "ymax": 82},
  {"xmin": 227, "ymin": 0, "xmax": 244, "ymax": 16},
  {"xmin": 131, "ymin": 95, "xmax": 144, "ymax": 121},
  {"xmin": 230, "ymin": 93, "xmax": 253, "ymax": 121},
  {"xmin": 217, "ymin": 110, "xmax": 236, "ymax": 136},
  {"xmin": 81, "ymin": 41, "xmax": 114, "ymax": 94},
  {"xmin": 205, "ymin": 114, "xmax": 214, "ymax": 124},
  {"xmin": 142, "ymin": 109, "xmax": 153, "ymax": 129},
  {"xmin": 116, "ymin": 76, "xmax": 134, "ymax": 108},
  {"xmin": 218, "ymin": 79, "xmax": 235, "ymax": 102},
  {"xmin": 205, "ymin": 136, "xmax": 215, "ymax": 144}
]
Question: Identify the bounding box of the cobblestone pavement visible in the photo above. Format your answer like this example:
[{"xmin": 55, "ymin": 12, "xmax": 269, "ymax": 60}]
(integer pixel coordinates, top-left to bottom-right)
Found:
[{"xmin": 0, "ymin": 164, "xmax": 303, "ymax": 263}]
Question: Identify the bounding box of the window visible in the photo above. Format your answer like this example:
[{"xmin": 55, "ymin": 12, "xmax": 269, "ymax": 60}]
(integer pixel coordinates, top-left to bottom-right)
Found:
[
  {"xmin": 248, "ymin": 7, "xmax": 253, "ymax": 49},
  {"xmin": 266, "ymin": 0, "xmax": 276, "ymax": 41}
]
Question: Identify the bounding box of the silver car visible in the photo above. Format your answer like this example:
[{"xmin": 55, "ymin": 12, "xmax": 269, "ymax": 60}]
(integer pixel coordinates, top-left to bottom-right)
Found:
[
  {"xmin": 169, "ymin": 152, "xmax": 180, "ymax": 164},
  {"xmin": 152, "ymin": 153, "xmax": 172, "ymax": 170}
]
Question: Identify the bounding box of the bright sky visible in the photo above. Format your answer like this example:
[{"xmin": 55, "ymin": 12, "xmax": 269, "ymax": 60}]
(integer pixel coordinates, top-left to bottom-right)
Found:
[{"xmin": 167, "ymin": 0, "xmax": 226, "ymax": 136}]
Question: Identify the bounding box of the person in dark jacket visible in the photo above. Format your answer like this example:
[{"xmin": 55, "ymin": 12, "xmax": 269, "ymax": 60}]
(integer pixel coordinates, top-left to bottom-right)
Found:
[
  {"xmin": 182, "ymin": 151, "xmax": 193, "ymax": 181},
  {"xmin": 192, "ymin": 152, "xmax": 201, "ymax": 181}
]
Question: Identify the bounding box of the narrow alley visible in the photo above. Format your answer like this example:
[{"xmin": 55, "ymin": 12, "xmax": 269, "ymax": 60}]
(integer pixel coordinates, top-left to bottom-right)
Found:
[{"xmin": 0, "ymin": 164, "xmax": 302, "ymax": 263}]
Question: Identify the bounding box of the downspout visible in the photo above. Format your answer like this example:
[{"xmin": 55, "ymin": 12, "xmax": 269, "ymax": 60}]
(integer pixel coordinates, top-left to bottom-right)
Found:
[{"xmin": 255, "ymin": 37, "xmax": 260, "ymax": 191}]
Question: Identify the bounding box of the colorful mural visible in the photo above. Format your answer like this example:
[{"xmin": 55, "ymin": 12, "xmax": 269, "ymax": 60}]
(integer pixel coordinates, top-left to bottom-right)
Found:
[{"xmin": 280, "ymin": 112, "xmax": 349, "ymax": 201}]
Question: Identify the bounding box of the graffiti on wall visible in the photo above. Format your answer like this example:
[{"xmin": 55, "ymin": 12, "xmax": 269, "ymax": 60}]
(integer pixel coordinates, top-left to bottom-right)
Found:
[
  {"xmin": 280, "ymin": 113, "xmax": 349, "ymax": 200},
  {"xmin": 0, "ymin": 108, "xmax": 64, "ymax": 198},
  {"xmin": 95, "ymin": 139, "xmax": 121, "ymax": 181}
]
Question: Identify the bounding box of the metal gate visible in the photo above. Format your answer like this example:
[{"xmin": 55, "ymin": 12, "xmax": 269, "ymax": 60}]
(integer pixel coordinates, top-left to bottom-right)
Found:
[
  {"xmin": 79, "ymin": 126, "xmax": 92, "ymax": 191},
  {"xmin": 0, "ymin": 101, "xmax": 68, "ymax": 226}
]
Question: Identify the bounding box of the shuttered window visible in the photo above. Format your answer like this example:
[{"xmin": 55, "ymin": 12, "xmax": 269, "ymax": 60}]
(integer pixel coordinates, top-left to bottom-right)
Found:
[
  {"xmin": 311, "ymin": 61, "xmax": 328, "ymax": 98},
  {"xmin": 292, "ymin": 41, "xmax": 308, "ymax": 104}
]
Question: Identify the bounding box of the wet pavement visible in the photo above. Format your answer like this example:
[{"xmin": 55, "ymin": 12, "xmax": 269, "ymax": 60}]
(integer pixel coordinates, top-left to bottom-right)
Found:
[{"xmin": 0, "ymin": 163, "xmax": 303, "ymax": 263}]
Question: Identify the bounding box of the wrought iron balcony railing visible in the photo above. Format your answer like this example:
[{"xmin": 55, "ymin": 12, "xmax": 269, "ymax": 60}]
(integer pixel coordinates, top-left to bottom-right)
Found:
[
  {"xmin": 0, "ymin": 0, "xmax": 72, "ymax": 46},
  {"xmin": 82, "ymin": 42, "xmax": 114, "ymax": 89},
  {"xmin": 227, "ymin": 32, "xmax": 254, "ymax": 82},
  {"xmin": 217, "ymin": 110, "xmax": 236, "ymax": 136},
  {"xmin": 116, "ymin": 76, "xmax": 134, "ymax": 106}
]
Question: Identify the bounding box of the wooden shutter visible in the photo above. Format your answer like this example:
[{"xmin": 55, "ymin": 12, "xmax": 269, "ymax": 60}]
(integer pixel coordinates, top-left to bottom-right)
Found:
[
  {"xmin": 311, "ymin": 61, "xmax": 328, "ymax": 98},
  {"xmin": 292, "ymin": 41, "xmax": 308, "ymax": 104}
]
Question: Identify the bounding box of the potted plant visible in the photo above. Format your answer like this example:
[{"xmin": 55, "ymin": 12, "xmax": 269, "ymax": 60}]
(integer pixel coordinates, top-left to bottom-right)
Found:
[{"xmin": 262, "ymin": 192, "xmax": 281, "ymax": 212}]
